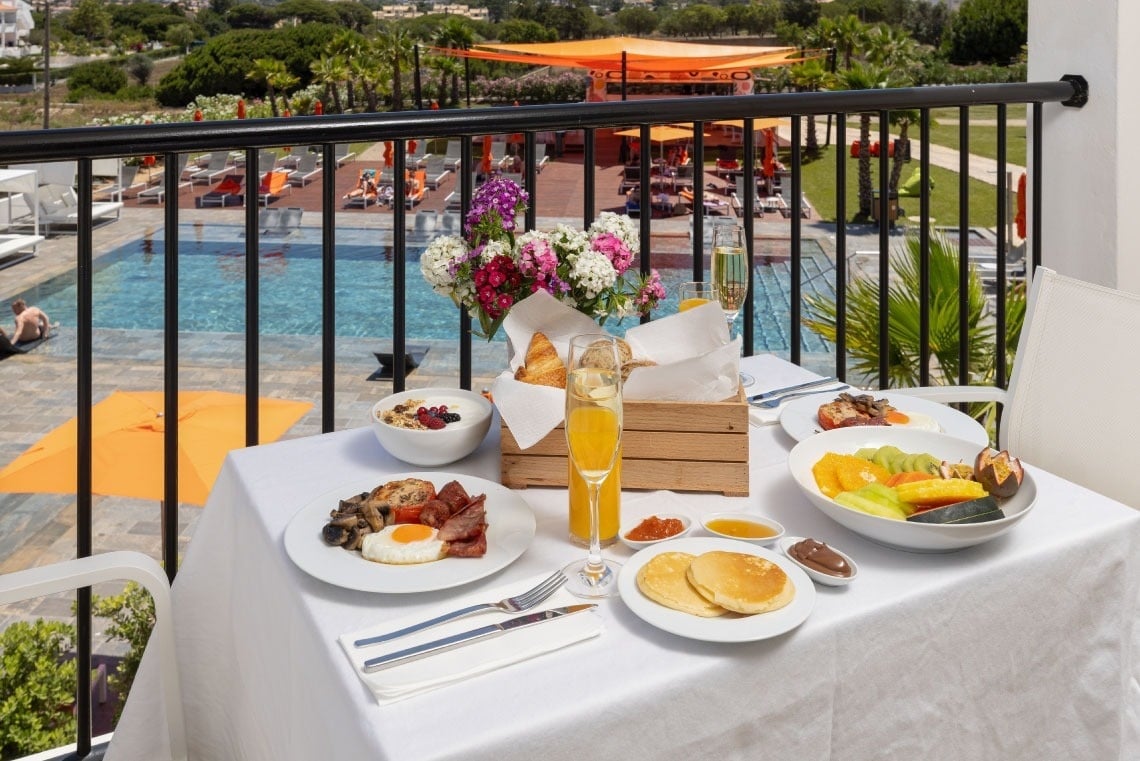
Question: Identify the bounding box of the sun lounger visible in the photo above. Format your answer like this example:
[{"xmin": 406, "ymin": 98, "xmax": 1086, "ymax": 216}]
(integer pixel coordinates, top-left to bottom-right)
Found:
[
  {"xmin": 440, "ymin": 212, "xmax": 461, "ymax": 235},
  {"xmin": 259, "ymin": 206, "xmax": 304, "ymax": 236},
  {"xmin": 404, "ymin": 170, "xmax": 427, "ymax": 209},
  {"xmin": 423, "ymin": 159, "xmax": 451, "ymax": 190},
  {"xmin": 257, "ymin": 170, "xmax": 292, "ymax": 207},
  {"xmin": 344, "ymin": 168, "xmax": 380, "ymax": 208},
  {"xmin": 442, "ymin": 141, "xmax": 464, "ymax": 172},
  {"xmin": 32, "ymin": 185, "xmax": 123, "ymax": 234},
  {"xmin": 733, "ymin": 176, "xmax": 764, "ymax": 217},
  {"xmin": 413, "ymin": 209, "xmax": 438, "ymax": 236},
  {"xmin": 287, "ymin": 152, "xmax": 321, "ymax": 187},
  {"xmin": 190, "ymin": 153, "xmax": 232, "ymax": 185},
  {"xmin": 138, "ymin": 156, "xmax": 191, "ymax": 205},
  {"xmin": 95, "ymin": 164, "xmax": 146, "ymax": 202},
  {"xmin": 407, "ymin": 144, "xmax": 432, "ymax": 168},
  {"xmin": 533, "ymin": 144, "xmax": 550, "ymax": 173},
  {"xmin": 334, "ymin": 144, "xmax": 356, "ymax": 167},
  {"xmin": 198, "ymin": 174, "xmax": 244, "ymax": 208},
  {"xmin": 444, "ymin": 190, "xmax": 462, "ymax": 213},
  {"xmin": 0, "ymin": 233, "xmax": 44, "ymax": 271}
]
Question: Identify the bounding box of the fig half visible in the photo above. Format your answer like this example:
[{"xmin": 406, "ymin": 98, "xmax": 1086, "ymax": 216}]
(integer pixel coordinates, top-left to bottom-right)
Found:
[{"xmin": 974, "ymin": 448, "xmax": 1024, "ymax": 498}]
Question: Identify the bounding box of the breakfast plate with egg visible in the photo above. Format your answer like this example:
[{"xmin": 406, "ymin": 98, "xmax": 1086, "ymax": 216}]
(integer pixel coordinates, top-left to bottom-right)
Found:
[
  {"xmin": 778, "ymin": 391, "xmax": 989, "ymax": 446},
  {"xmin": 617, "ymin": 537, "xmax": 815, "ymax": 643},
  {"xmin": 282, "ymin": 473, "xmax": 536, "ymax": 594}
]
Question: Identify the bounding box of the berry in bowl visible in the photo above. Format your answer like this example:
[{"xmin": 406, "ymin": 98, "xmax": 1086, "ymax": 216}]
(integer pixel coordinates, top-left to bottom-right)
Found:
[{"xmin": 371, "ymin": 388, "xmax": 493, "ymax": 467}]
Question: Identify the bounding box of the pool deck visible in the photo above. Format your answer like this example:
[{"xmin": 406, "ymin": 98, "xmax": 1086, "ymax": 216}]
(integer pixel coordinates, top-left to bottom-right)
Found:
[{"xmin": 0, "ymin": 141, "xmax": 892, "ymax": 630}]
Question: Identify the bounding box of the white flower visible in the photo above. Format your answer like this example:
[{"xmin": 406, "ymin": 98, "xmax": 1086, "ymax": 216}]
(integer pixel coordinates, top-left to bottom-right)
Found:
[
  {"xmin": 478, "ymin": 238, "xmax": 514, "ymax": 263},
  {"xmin": 589, "ymin": 212, "xmax": 639, "ymax": 250},
  {"xmin": 569, "ymin": 248, "xmax": 617, "ymax": 299},
  {"xmin": 420, "ymin": 235, "xmax": 466, "ymax": 292}
]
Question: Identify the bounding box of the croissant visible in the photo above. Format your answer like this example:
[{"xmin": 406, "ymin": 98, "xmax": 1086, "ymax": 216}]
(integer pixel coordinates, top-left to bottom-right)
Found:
[{"xmin": 514, "ymin": 331, "xmax": 566, "ymax": 388}]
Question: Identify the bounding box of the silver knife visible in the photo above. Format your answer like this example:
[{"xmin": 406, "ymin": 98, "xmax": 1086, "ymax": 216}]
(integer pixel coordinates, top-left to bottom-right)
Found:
[
  {"xmin": 361, "ymin": 604, "xmax": 596, "ymax": 673},
  {"xmin": 748, "ymin": 376, "xmax": 838, "ymax": 402}
]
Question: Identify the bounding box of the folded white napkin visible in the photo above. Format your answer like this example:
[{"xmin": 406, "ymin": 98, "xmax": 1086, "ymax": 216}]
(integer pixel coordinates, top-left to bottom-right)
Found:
[
  {"xmin": 339, "ymin": 574, "xmax": 603, "ymax": 705},
  {"xmin": 745, "ymin": 355, "xmax": 827, "ymax": 426}
]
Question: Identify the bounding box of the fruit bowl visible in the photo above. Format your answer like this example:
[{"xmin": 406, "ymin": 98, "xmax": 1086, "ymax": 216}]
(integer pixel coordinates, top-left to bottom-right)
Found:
[
  {"xmin": 371, "ymin": 388, "xmax": 493, "ymax": 467},
  {"xmin": 787, "ymin": 428, "xmax": 1038, "ymax": 552}
]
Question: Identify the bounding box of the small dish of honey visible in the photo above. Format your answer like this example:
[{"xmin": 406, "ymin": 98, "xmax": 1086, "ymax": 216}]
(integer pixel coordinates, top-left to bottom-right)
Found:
[{"xmin": 700, "ymin": 512, "xmax": 785, "ymax": 546}]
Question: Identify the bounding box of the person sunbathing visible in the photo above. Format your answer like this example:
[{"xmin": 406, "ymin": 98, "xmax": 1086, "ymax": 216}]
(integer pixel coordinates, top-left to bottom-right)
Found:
[
  {"xmin": 11, "ymin": 298, "xmax": 52, "ymax": 343},
  {"xmin": 344, "ymin": 170, "xmax": 378, "ymax": 200}
]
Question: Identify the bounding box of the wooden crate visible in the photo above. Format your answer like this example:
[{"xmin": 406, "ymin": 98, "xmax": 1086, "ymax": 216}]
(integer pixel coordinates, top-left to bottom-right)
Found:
[{"xmin": 500, "ymin": 388, "xmax": 749, "ymax": 496}]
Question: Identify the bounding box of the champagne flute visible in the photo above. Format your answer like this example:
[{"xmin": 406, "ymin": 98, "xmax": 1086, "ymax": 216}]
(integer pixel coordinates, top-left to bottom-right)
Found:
[
  {"xmin": 563, "ymin": 333, "xmax": 623, "ymax": 598},
  {"xmin": 677, "ymin": 281, "xmax": 718, "ymax": 313},
  {"xmin": 710, "ymin": 224, "xmax": 755, "ymax": 387}
]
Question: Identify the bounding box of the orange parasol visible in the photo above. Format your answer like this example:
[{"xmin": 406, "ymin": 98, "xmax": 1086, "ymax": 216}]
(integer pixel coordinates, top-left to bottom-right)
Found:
[
  {"xmin": 192, "ymin": 109, "xmax": 203, "ymax": 122},
  {"xmin": 481, "ymin": 135, "xmax": 493, "ymax": 175},
  {"xmin": 237, "ymin": 99, "xmax": 246, "ymax": 119},
  {"xmin": 0, "ymin": 390, "xmax": 312, "ymax": 506},
  {"xmin": 383, "ymin": 141, "xmax": 394, "ymax": 167},
  {"xmin": 314, "ymin": 99, "xmax": 323, "ymax": 115},
  {"xmin": 762, "ymin": 128, "xmax": 778, "ymax": 178}
]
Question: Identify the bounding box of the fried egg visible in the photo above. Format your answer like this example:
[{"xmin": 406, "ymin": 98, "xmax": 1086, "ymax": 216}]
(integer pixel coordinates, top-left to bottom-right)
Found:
[
  {"xmin": 885, "ymin": 409, "xmax": 941, "ymax": 432},
  {"xmin": 361, "ymin": 523, "xmax": 447, "ymax": 565}
]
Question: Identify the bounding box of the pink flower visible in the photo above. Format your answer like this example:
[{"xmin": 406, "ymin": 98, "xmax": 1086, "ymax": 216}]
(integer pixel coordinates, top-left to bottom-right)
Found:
[{"xmin": 592, "ymin": 233, "xmax": 633, "ymax": 275}]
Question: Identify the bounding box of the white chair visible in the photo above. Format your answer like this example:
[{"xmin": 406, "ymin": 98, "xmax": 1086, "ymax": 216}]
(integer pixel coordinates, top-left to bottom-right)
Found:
[
  {"xmin": 897, "ymin": 267, "xmax": 1140, "ymax": 508},
  {"xmin": 0, "ymin": 551, "xmax": 187, "ymax": 761}
]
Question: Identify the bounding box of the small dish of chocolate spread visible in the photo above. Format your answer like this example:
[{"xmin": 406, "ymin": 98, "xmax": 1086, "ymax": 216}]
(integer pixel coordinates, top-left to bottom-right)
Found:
[{"xmin": 778, "ymin": 536, "xmax": 859, "ymax": 587}]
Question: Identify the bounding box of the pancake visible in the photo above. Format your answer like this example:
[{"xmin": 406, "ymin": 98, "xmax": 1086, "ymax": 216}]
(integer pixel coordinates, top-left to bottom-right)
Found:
[
  {"xmin": 685, "ymin": 551, "xmax": 794, "ymax": 615},
  {"xmin": 636, "ymin": 552, "xmax": 727, "ymax": 618}
]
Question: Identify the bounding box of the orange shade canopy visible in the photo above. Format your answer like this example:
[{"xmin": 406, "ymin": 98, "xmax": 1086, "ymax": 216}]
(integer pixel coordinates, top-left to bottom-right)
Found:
[{"xmin": 0, "ymin": 391, "xmax": 312, "ymax": 506}]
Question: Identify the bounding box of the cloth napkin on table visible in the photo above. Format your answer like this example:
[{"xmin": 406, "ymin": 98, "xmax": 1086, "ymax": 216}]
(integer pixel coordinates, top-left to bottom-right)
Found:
[
  {"xmin": 339, "ymin": 573, "xmax": 603, "ymax": 705},
  {"xmin": 745, "ymin": 354, "xmax": 828, "ymax": 427}
]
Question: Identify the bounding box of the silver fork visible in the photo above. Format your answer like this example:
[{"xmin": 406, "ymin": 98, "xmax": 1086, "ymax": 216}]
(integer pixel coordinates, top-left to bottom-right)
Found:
[
  {"xmin": 352, "ymin": 570, "xmax": 568, "ymax": 648},
  {"xmin": 751, "ymin": 385, "xmax": 849, "ymax": 408}
]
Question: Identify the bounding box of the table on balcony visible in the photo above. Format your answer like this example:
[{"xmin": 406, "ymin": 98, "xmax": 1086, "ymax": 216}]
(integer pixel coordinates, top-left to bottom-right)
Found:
[{"xmin": 106, "ymin": 355, "xmax": 1140, "ymax": 761}]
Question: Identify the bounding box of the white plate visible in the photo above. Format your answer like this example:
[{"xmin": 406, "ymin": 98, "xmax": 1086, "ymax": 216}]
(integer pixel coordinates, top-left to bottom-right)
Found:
[
  {"xmin": 283, "ymin": 472, "xmax": 536, "ymax": 594},
  {"xmin": 787, "ymin": 428, "xmax": 1037, "ymax": 552},
  {"xmin": 617, "ymin": 536, "xmax": 815, "ymax": 643},
  {"xmin": 778, "ymin": 391, "xmax": 989, "ymax": 446}
]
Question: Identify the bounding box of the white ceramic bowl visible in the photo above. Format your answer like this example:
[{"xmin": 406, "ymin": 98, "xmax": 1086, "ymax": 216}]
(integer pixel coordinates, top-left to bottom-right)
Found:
[
  {"xmin": 618, "ymin": 513, "xmax": 693, "ymax": 551},
  {"xmin": 370, "ymin": 388, "xmax": 493, "ymax": 467},
  {"xmin": 778, "ymin": 535, "xmax": 859, "ymax": 587},
  {"xmin": 787, "ymin": 427, "xmax": 1037, "ymax": 553},
  {"xmin": 700, "ymin": 512, "xmax": 785, "ymax": 546}
]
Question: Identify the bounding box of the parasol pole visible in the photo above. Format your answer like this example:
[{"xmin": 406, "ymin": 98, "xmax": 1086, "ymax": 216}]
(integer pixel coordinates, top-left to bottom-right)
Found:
[{"xmin": 621, "ymin": 51, "xmax": 627, "ymax": 101}]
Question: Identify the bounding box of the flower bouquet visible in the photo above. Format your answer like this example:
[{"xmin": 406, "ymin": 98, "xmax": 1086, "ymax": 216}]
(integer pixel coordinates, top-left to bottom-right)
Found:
[{"xmin": 420, "ymin": 177, "xmax": 666, "ymax": 340}]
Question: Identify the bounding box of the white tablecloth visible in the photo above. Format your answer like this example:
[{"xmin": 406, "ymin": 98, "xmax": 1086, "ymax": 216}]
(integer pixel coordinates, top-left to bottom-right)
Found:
[{"xmin": 107, "ymin": 356, "xmax": 1140, "ymax": 761}]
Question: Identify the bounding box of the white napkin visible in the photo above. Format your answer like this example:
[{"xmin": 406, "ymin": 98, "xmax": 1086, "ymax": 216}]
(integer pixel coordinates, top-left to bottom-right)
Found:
[
  {"xmin": 493, "ymin": 291, "xmax": 738, "ymax": 449},
  {"xmin": 339, "ymin": 574, "xmax": 603, "ymax": 705},
  {"xmin": 745, "ymin": 355, "xmax": 827, "ymax": 426}
]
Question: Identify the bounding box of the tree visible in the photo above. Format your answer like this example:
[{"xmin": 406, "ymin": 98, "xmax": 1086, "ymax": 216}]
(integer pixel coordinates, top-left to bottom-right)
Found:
[
  {"xmin": 781, "ymin": 0, "xmax": 820, "ymax": 28},
  {"xmin": 329, "ymin": 31, "xmax": 365, "ymax": 110},
  {"xmin": 434, "ymin": 18, "xmax": 474, "ymax": 108},
  {"xmin": 376, "ymin": 27, "xmax": 415, "ymax": 111},
  {"xmin": 615, "ymin": 7, "xmax": 657, "ymax": 37},
  {"xmin": 836, "ymin": 62, "xmax": 891, "ymax": 219},
  {"xmin": 330, "ymin": 1, "xmax": 375, "ymax": 32},
  {"xmin": 65, "ymin": 0, "xmax": 112, "ymax": 42},
  {"xmin": 275, "ymin": 0, "xmax": 340, "ymax": 25},
  {"xmin": 945, "ymin": 0, "xmax": 1027, "ymax": 65},
  {"xmin": 126, "ymin": 53, "xmax": 154, "ymax": 86},
  {"xmin": 310, "ymin": 54, "xmax": 348, "ymax": 113},
  {"xmin": 788, "ymin": 58, "xmax": 831, "ymax": 159},
  {"xmin": 249, "ymin": 57, "xmax": 298, "ymax": 116},
  {"xmin": 164, "ymin": 23, "xmax": 196, "ymax": 55},
  {"xmin": 225, "ymin": 3, "xmax": 276, "ymax": 30},
  {"xmin": 498, "ymin": 19, "xmax": 557, "ymax": 44}
]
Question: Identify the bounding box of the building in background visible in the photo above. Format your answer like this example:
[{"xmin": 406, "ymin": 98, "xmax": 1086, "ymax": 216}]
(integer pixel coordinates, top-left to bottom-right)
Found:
[{"xmin": 0, "ymin": 0, "xmax": 34, "ymax": 57}]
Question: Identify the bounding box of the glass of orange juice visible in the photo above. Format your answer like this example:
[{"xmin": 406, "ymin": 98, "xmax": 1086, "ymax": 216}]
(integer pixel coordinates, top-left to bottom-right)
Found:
[
  {"xmin": 568, "ymin": 451, "xmax": 620, "ymax": 547},
  {"xmin": 678, "ymin": 281, "xmax": 718, "ymax": 313}
]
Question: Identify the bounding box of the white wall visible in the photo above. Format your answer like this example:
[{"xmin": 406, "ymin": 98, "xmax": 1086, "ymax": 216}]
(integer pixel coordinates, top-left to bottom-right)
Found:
[{"xmin": 1029, "ymin": 0, "xmax": 1140, "ymax": 294}]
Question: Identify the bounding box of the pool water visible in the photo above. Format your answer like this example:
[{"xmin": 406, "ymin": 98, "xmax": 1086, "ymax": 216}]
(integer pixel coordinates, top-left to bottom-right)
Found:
[{"xmin": 17, "ymin": 226, "xmax": 837, "ymax": 353}]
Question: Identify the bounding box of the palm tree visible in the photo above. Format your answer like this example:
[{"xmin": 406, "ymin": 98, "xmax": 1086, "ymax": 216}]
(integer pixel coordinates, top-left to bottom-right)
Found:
[
  {"xmin": 435, "ymin": 18, "xmax": 474, "ymax": 108},
  {"xmin": 803, "ymin": 232, "xmax": 1022, "ymax": 390},
  {"xmin": 430, "ymin": 55, "xmax": 462, "ymax": 110},
  {"xmin": 831, "ymin": 15, "xmax": 867, "ymax": 70},
  {"xmin": 329, "ymin": 31, "xmax": 364, "ymax": 111},
  {"xmin": 353, "ymin": 44, "xmax": 389, "ymax": 113},
  {"xmin": 836, "ymin": 62, "xmax": 890, "ymax": 219},
  {"xmin": 788, "ymin": 59, "xmax": 832, "ymax": 160},
  {"xmin": 248, "ymin": 58, "xmax": 296, "ymax": 117},
  {"xmin": 377, "ymin": 27, "xmax": 416, "ymax": 112},
  {"xmin": 310, "ymin": 55, "xmax": 348, "ymax": 114}
]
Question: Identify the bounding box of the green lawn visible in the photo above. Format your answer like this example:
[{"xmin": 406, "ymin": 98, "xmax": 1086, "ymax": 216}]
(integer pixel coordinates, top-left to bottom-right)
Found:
[
  {"xmin": 846, "ymin": 109, "xmax": 1027, "ymax": 164},
  {"xmin": 798, "ymin": 146, "xmax": 1004, "ymax": 228}
]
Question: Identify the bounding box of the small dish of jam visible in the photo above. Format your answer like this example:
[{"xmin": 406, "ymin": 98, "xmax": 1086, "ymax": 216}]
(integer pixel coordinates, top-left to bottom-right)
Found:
[
  {"xmin": 778, "ymin": 536, "xmax": 859, "ymax": 587},
  {"xmin": 619, "ymin": 513, "xmax": 692, "ymax": 551}
]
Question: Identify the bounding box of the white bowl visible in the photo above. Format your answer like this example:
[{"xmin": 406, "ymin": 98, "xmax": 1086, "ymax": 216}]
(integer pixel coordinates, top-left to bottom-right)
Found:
[
  {"xmin": 778, "ymin": 535, "xmax": 859, "ymax": 587},
  {"xmin": 700, "ymin": 512, "xmax": 785, "ymax": 546},
  {"xmin": 618, "ymin": 513, "xmax": 693, "ymax": 550},
  {"xmin": 787, "ymin": 427, "xmax": 1037, "ymax": 553},
  {"xmin": 370, "ymin": 388, "xmax": 492, "ymax": 467}
]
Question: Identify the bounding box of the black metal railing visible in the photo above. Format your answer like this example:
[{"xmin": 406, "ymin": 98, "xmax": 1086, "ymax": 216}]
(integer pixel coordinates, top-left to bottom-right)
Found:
[{"xmin": 0, "ymin": 76, "xmax": 1086, "ymax": 759}]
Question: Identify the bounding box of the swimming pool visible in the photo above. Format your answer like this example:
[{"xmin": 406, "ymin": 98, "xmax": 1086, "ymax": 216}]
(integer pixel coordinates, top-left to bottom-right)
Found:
[{"xmin": 17, "ymin": 226, "xmax": 836, "ymax": 353}]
